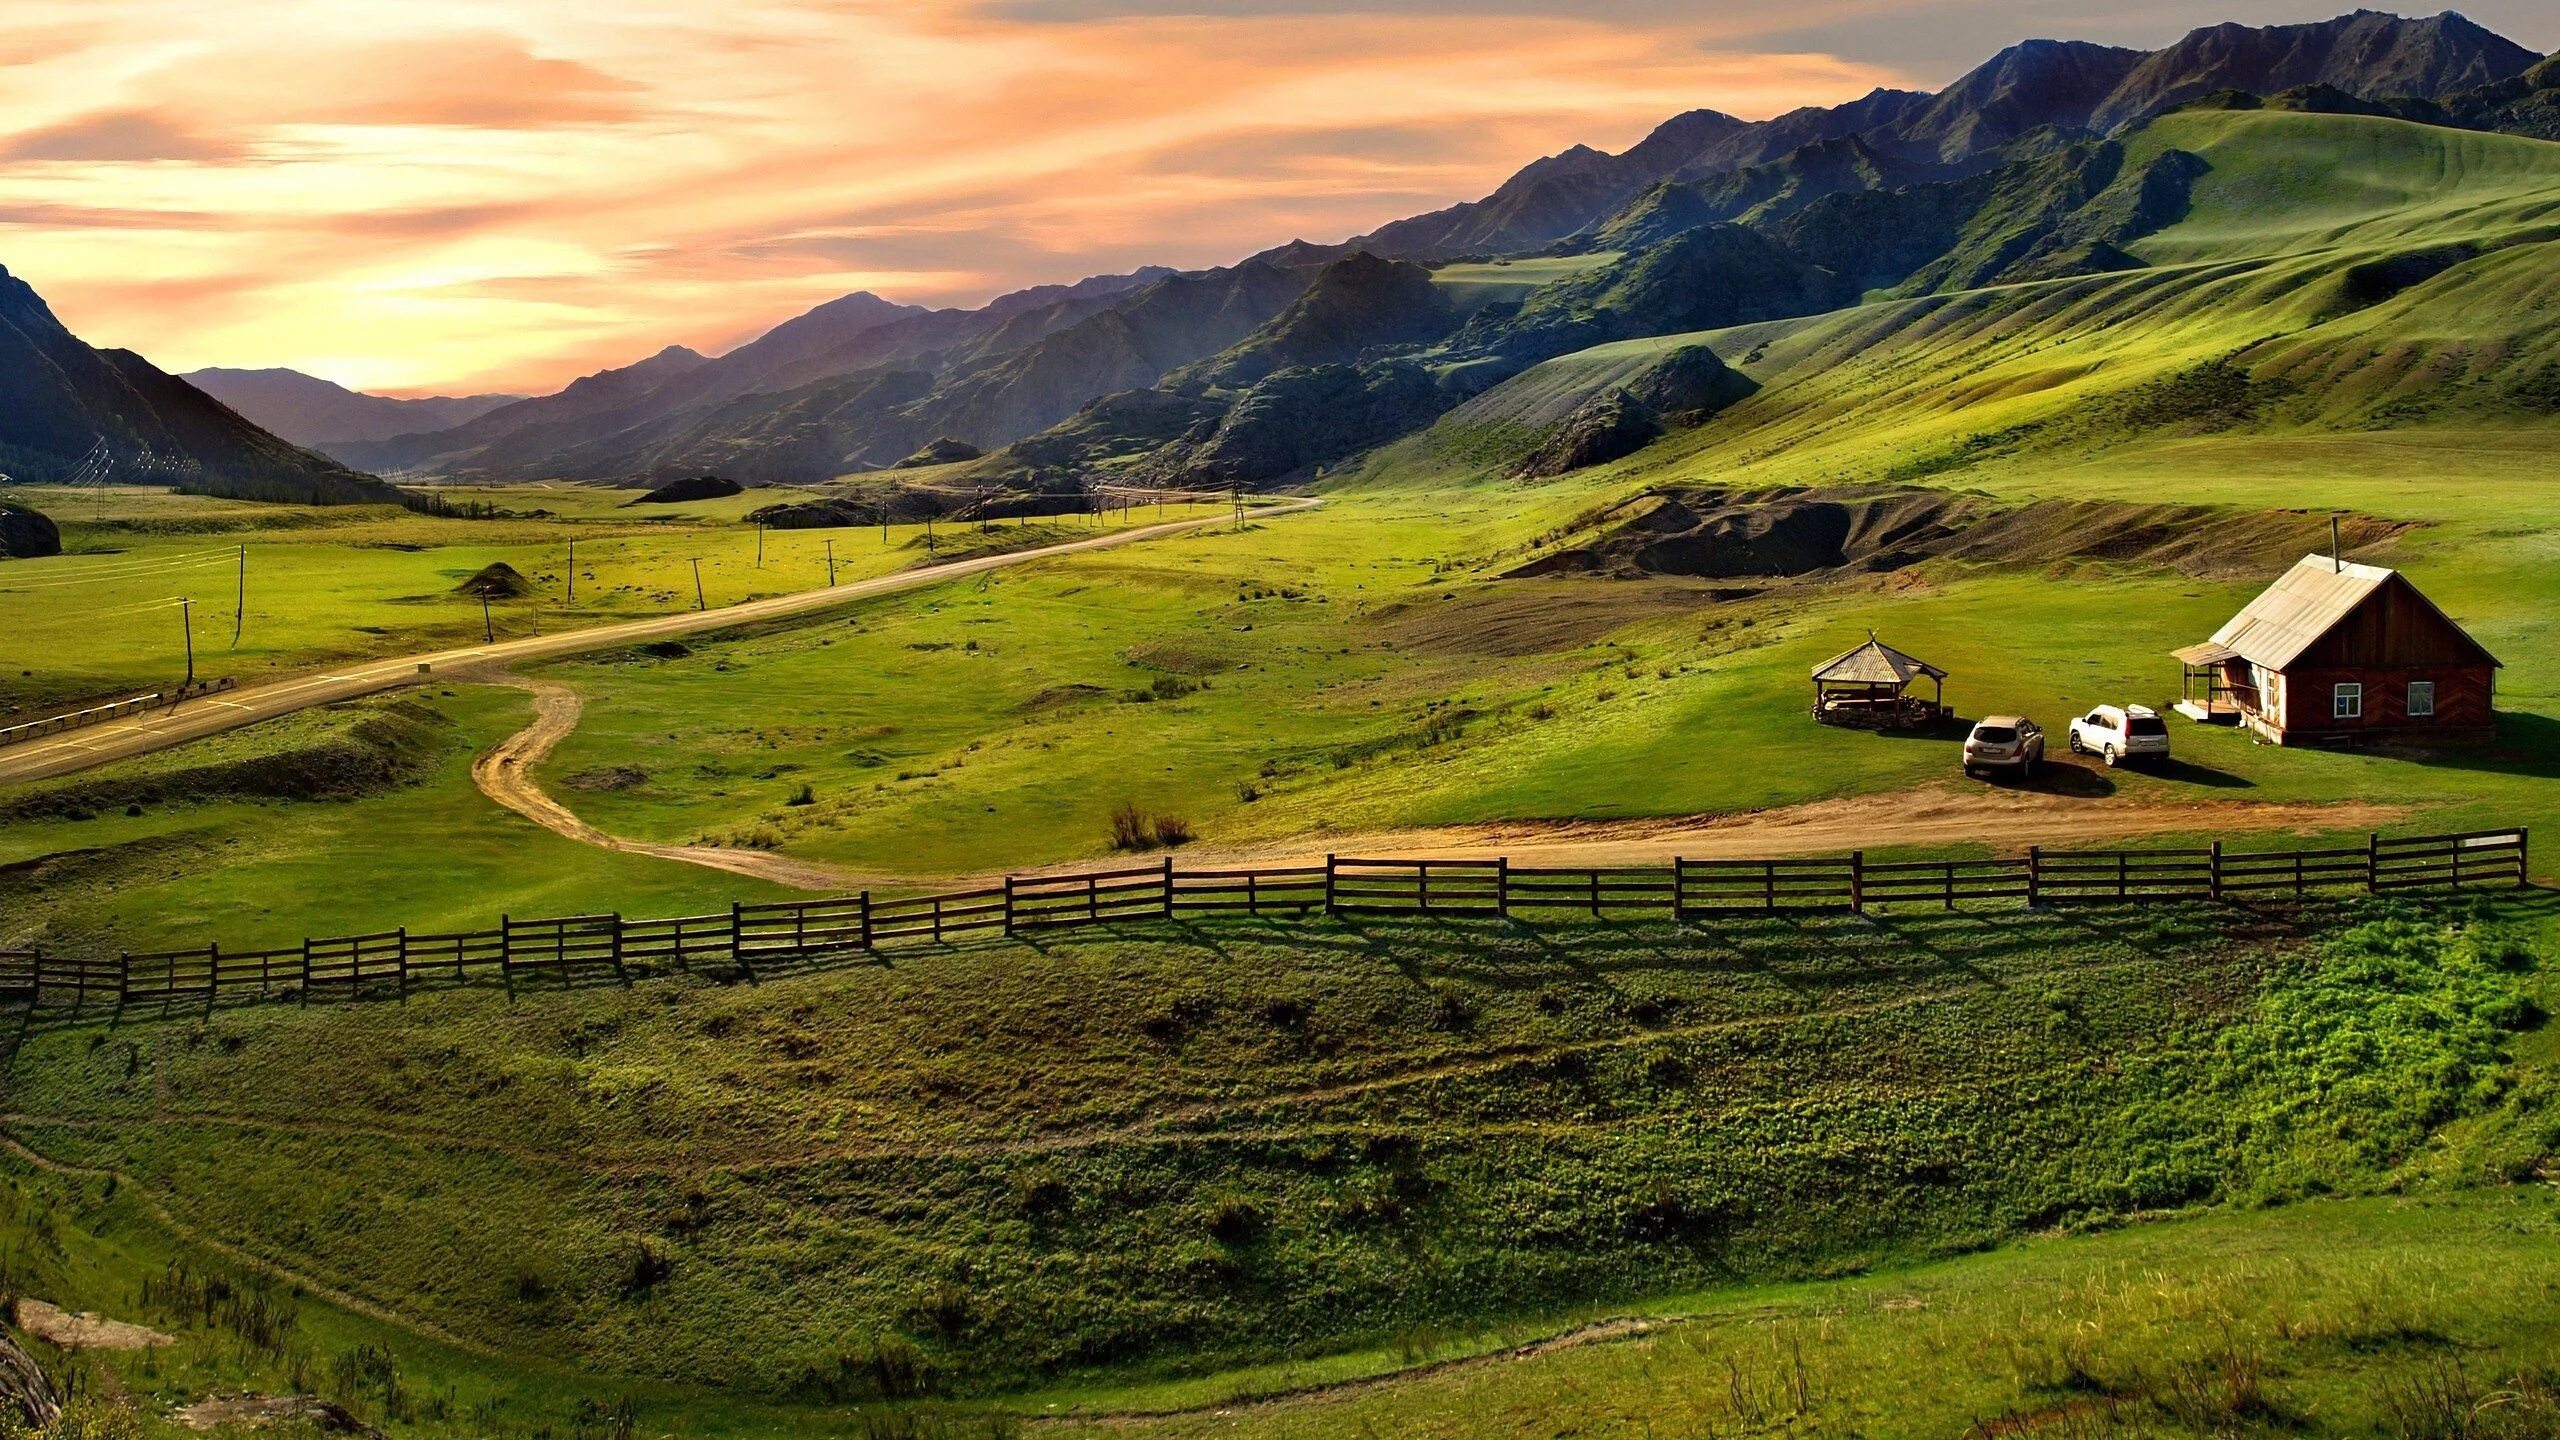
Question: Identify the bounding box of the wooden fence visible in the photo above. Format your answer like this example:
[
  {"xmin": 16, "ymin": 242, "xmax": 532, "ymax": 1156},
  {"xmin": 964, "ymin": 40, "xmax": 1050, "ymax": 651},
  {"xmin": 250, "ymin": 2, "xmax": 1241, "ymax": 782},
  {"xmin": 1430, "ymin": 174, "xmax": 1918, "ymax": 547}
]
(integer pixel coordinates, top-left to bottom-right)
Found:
[{"xmin": 0, "ymin": 828, "xmax": 2528, "ymax": 1014}]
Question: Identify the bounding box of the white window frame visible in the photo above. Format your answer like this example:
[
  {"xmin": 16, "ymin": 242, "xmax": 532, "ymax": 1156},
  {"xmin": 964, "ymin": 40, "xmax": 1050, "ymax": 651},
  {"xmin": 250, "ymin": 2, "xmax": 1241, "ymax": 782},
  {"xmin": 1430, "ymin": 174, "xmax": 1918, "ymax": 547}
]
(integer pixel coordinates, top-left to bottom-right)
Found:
[
  {"xmin": 2407, "ymin": 680, "xmax": 2435, "ymax": 718},
  {"xmin": 2333, "ymin": 682, "xmax": 2363, "ymax": 720}
]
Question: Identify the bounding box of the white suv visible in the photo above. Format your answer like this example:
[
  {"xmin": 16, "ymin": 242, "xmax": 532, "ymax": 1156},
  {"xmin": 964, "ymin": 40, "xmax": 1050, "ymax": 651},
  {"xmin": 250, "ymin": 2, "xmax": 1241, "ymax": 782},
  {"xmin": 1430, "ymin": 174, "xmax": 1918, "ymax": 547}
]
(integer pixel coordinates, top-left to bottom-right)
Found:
[{"xmin": 2068, "ymin": 704, "xmax": 2171, "ymax": 767}]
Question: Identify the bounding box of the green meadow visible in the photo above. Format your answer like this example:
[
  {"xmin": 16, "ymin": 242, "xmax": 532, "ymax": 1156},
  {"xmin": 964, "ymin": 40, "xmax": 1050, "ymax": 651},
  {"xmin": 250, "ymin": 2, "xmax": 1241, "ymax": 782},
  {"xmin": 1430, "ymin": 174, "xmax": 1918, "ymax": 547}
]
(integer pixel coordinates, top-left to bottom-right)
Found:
[
  {"xmin": 0, "ymin": 483, "xmax": 1168, "ymax": 717},
  {"xmin": 1, "ymin": 106, "xmax": 2560, "ymax": 1438},
  {"xmin": 0, "ymin": 890, "xmax": 2548, "ymax": 1437}
]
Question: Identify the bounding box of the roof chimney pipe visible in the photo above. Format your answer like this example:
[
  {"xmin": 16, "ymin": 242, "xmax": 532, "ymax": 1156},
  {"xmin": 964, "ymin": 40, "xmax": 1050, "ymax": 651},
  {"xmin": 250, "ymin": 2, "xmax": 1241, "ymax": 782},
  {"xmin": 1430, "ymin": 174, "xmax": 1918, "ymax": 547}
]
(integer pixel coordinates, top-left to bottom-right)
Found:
[{"xmin": 2332, "ymin": 513, "xmax": 2342, "ymax": 573}]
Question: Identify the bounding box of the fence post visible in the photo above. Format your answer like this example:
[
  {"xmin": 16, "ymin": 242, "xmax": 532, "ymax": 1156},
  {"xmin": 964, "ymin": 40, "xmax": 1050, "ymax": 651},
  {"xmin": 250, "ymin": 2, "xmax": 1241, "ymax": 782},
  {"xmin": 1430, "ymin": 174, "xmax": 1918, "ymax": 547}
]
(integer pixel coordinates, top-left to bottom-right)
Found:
[
  {"xmin": 1419, "ymin": 862, "xmax": 1431, "ymax": 913},
  {"xmin": 2027, "ymin": 846, "xmax": 2042, "ymax": 908},
  {"xmin": 1496, "ymin": 856, "xmax": 1509, "ymax": 918},
  {"xmin": 2116, "ymin": 852, "xmax": 2128, "ymax": 900},
  {"xmin": 860, "ymin": 891, "xmax": 874, "ymax": 950},
  {"xmin": 1246, "ymin": 869, "xmax": 1258, "ymax": 915},
  {"xmin": 116, "ymin": 953, "xmax": 130, "ymax": 1008},
  {"xmin": 1324, "ymin": 854, "xmax": 1338, "ymax": 915},
  {"xmin": 1004, "ymin": 875, "xmax": 1017, "ymax": 934},
  {"xmin": 2451, "ymin": 835, "xmax": 2465, "ymax": 890},
  {"xmin": 1850, "ymin": 851, "xmax": 1864, "ymax": 914},
  {"xmin": 396, "ymin": 927, "xmax": 410, "ymax": 996},
  {"xmin": 728, "ymin": 901, "xmax": 744, "ymax": 968},
  {"xmin": 611, "ymin": 914, "xmax": 630, "ymax": 986},
  {"xmin": 2367, "ymin": 832, "xmax": 2380, "ymax": 892},
  {"xmin": 1161, "ymin": 856, "xmax": 1175, "ymax": 918},
  {"xmin": 1673, "ymin": 857, "xmax": 1689, "ymax": 920},
  {"xmin": 1763, "ymin": 861, "xmax": 1775, "ymax": 912},
  {"xmin": 2209, "ymin": 841, "xmax": 2223, "ymax": 903},
  {"xmin": 2520, "ymin": 827, "xmax": 2531, "ymax": 887},
  {"xmin": 206, "ymin": 940, "xmax": 221, "ymax": 999},
  {"xmin": 300, "ymin": 936, "xmax": 316, "ymax": 1004}
]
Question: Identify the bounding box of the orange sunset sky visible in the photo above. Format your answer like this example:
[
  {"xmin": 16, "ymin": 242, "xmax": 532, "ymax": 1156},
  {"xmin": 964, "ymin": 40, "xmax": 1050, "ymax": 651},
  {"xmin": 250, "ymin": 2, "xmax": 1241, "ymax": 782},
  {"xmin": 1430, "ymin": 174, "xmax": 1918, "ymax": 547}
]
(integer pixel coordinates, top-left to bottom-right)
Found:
[{"xmin": 2, "ymin": 1, "xmax": 2552, "ymax": 397}]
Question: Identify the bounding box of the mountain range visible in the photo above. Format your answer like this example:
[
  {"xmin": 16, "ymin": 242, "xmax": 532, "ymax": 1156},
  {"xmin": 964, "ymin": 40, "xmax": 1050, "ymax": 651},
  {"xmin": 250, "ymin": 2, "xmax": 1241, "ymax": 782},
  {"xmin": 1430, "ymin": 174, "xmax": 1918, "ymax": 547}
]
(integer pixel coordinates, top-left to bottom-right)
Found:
[
  {"xmin": 180, "ymin": 369, "xmax": 523, "ymax": 449},
  {"xmin": 4, "ymin": 9, "xmax": 2554, "ymax": 506},
  {"xmin": 0, "ymin": 266, "xmax": 398, "ymax": 505},
  {"xmin": 312, "ymin": 8, "xmax": 2547, "ymax": 494}
]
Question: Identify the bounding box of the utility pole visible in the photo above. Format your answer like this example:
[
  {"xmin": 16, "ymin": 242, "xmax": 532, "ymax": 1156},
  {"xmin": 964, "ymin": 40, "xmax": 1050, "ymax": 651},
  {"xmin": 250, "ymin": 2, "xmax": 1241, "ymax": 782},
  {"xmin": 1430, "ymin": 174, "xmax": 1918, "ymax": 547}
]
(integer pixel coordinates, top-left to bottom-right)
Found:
[
  {"xmin": 231, "ymin": 545, "xmax": 245, "ymax": 647},
  {"xmin": 481, "ymin": 592, "xmax": 493, "ymax": 643},
  {"xmin": 925, "ymin": 515, "xmax": 936, "ymax": 555},
  {"xmin": 756, "ymin": 521, "xmax": 765, "ymax": 567},
  {"xmin": 825, "ymin": 538, "xmax": 836, "ymax": 586},
  {"xmin": 179, "ymin": 598, "xmax": 195, "ymax": 690},
  {"xmin": 566, "ymin": 539, "xmax": 576, "ymax": 602},
  {"xmin": 691, "ymin": 557, "xmax": 706, "ymax": 610}
]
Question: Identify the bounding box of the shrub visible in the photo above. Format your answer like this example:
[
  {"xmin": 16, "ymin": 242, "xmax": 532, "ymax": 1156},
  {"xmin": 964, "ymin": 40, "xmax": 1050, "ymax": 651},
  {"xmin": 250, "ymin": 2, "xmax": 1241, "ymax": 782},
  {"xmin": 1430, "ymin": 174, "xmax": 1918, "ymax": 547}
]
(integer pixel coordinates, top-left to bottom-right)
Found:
[
  {"xmin": 1107, "ymin": 801, "xmax": 1151, "ymax": 851},
  {"xmin": 786, "ymin": 783, "xmax": 815, "ymax": 806},
  {"xmin": 1152, "ymin": 813, "xmax": 1194, "ymax": 846}
]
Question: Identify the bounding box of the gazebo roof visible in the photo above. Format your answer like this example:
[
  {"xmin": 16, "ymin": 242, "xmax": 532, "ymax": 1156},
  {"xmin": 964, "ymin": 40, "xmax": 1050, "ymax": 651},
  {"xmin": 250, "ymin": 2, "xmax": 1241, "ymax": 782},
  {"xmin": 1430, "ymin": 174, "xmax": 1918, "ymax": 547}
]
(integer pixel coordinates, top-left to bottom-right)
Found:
[{"xmin": 1810, "ymin": 634, "xmax": 1946, "ymax": 686}]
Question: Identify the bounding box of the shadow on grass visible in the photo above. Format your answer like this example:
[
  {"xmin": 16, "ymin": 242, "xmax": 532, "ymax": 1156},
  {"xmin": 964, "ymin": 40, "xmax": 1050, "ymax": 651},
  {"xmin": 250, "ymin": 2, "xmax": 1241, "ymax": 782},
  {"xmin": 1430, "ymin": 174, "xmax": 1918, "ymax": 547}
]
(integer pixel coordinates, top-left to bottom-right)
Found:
[{"xmin": 2378, "ymin": 710, "xmax": 2560, "ymax": 781}]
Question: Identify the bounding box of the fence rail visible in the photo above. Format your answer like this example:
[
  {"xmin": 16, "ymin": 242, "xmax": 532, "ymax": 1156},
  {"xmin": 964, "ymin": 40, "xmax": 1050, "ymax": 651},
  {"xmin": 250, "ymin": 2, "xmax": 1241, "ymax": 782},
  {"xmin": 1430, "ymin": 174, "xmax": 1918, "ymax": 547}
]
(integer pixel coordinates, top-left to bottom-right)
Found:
[{"xmin": 8, "ymin": 828, "xmax": 2528, "ymax": 1015}]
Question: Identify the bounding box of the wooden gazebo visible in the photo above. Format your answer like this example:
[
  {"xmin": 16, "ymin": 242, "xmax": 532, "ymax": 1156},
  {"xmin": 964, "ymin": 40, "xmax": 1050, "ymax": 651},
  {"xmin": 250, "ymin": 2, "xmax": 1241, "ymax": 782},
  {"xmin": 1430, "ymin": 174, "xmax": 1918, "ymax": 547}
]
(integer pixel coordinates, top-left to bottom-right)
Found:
[{"xmin": 1810, "ymin": 633, "xmax": 1947, "ymax": 728}]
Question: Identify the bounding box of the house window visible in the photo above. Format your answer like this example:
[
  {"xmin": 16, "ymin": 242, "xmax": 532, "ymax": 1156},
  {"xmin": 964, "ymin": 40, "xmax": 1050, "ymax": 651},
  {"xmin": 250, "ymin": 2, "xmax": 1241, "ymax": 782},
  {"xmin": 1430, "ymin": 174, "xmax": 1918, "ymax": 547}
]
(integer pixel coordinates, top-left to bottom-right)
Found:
[
  {"xmin": 2334, "ymin": 682, "xmax": 2363, "ymax": 720},
  {"xmin": 2408, "ymin": 681, "xmax": 2435, "ymax": 718}
]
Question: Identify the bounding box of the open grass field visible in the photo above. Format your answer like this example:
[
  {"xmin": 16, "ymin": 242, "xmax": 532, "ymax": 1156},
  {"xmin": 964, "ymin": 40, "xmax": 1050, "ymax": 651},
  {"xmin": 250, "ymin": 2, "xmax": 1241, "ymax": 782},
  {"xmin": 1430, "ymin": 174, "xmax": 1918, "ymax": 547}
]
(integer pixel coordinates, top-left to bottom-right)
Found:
[
  {"xmin": 0, "ymin": 890, "xmax": 2543, "ymax": 1436},
  {"xmin": 0, "ymin": 483, "xmax": 1200, "ymax": 718},
  {"xmin": 3, "ymin": 106, "xmax": 2560, "ymax": 1438},
  {"xmin": 0, "ymin": 687, "xmax": 792, "ymax": 955}
]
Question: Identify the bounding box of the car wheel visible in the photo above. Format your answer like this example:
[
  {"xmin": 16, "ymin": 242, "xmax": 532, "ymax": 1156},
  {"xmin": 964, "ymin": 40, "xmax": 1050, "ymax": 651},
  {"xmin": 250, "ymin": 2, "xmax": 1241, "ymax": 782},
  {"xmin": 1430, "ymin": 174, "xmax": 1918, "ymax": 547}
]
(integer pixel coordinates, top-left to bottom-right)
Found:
[
  {"xmin": 2067, "ymin": 733, "xmax": 2083, "ymax": 754},
  {"xmin": 2103, "ymin": 746, "xmax": 2120, "ymax": 767},
  {"xmin": 2022, "ymin": 756, "xmax": 2037, "ymax": 780}
]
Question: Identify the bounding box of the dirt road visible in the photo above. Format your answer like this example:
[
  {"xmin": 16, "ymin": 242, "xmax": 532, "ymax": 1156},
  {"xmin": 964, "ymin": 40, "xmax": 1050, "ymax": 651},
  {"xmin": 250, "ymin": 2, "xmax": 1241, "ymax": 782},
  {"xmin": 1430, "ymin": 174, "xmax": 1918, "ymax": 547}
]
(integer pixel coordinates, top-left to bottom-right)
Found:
[
  {"xmin": 468, "ymin": 681, "xmax": 2406, "ymax": 891},
  {"xmin": 473, "ymin": 677, "xmax": 862, "ymax": 889},
  {"xmin": 0, "ymin": 500, "xmax": 1313, "ymax": 788}
]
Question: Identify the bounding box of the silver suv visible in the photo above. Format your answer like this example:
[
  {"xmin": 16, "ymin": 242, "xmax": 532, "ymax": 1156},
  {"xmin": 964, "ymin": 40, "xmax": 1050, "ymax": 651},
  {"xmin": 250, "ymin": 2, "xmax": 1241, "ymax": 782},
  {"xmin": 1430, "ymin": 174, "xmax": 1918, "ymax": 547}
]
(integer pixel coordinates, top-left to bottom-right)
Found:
[
  {"xmin": 2068, "ymin": 704, "xmax": 2171, "ymax": 767},
  {"xmin": 1963, "ymin": 715, "xmax": 2045, "ymax": 778}
]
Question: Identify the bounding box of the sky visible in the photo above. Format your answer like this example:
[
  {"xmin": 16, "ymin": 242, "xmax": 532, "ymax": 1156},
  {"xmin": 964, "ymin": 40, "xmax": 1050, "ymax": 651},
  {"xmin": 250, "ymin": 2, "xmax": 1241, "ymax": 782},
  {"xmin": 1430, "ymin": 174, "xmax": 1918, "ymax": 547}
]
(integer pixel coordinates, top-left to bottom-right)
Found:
[{"xmin": 0, "ymin": 2, "xmax": 2552, "ymax": 397}]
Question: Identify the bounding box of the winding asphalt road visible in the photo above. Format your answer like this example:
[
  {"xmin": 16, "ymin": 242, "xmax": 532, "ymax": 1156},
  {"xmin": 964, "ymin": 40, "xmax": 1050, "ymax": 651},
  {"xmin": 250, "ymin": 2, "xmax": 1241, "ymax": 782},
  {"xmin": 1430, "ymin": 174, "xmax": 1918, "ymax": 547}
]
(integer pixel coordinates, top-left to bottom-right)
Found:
[{"xmin": 0, "ymin": 500, "xmax": 1315, "ymax": 788}]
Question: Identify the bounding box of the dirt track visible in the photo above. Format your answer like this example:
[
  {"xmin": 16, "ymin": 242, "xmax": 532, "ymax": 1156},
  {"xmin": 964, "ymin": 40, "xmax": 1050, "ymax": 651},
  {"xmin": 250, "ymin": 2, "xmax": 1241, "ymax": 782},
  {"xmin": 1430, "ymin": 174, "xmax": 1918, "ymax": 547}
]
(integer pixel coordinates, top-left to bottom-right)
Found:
[
  {"xmin": 473, "ymin": 677, "xmax": 862, "ymax": 890},
  {"xmin": 470, "ymin": 678, "xmax": 2407, "ymax": 891}
]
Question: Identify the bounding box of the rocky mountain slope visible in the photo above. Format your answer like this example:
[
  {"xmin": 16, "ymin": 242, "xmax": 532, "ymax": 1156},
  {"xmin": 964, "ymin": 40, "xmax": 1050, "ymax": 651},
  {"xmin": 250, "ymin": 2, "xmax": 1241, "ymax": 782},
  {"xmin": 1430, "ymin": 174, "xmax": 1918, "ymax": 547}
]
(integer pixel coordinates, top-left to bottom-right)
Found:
[{"xmin": 0, "ymin": 266, "xmax": 400, "ymax": 505}]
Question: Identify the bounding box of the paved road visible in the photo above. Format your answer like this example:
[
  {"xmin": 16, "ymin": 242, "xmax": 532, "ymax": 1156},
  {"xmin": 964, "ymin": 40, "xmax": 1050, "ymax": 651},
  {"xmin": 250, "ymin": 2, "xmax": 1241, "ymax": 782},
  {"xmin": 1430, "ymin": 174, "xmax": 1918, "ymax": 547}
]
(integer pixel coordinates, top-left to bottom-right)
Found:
[{"xmin": 0, "ymin": 500, "xmax": 1314, "ymax": 788}]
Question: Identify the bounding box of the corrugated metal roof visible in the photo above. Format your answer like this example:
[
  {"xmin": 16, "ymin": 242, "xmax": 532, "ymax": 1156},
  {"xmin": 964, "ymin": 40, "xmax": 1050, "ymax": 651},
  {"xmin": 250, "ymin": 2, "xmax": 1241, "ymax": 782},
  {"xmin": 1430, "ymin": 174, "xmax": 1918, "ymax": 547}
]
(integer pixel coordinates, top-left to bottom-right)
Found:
[
  {"xmin": 2171, "ymin": 641, "xmax": 2238, "ymax": 666},
  {"xmin": 1811, "ymin": 635, "xmax": 1946, "ymax": 685},
  {"xmin": 2208, "ymin": 554, "xmax": 2392, "ymax": 671}
]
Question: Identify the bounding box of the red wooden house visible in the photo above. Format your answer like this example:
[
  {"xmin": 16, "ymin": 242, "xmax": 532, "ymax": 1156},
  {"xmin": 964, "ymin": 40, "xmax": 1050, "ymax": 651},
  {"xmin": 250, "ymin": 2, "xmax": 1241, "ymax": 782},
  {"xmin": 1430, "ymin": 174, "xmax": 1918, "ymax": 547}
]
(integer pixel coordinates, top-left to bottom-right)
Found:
[{"xmin": 2171, "ymin": 554, "xmax": 2498, "ymax": 745}]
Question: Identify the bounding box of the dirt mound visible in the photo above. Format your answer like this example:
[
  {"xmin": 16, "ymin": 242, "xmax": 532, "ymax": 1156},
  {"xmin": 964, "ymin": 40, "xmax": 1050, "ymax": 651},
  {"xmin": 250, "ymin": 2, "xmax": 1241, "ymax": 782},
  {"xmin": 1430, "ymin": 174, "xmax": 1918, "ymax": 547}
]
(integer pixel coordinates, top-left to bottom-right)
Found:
[
  {"xmin": 453, "ymin": 561, "xmax": 530, "ymax": 598},
  {"xmin": 627, "ymin": 474, "xmax": 743, "ymax": 505},
  {"xmin": 172, "ymin": 1393, "xmax": 382, "ymax": 1436},
  {"xmin": 893, "ymin": 437, "xmax": 982, "ymax": 469},
  {"xmin": 14, "ymin": 1298, "xmax": 171, "ymax": 1352},
  {"xmin": 747, "ymin": 498, "xmax": 874, "ymax": 530},
  {"xmin": 1515, "ymin": 486, "xmax": 2412, "ymax": 584},
  {"xmin": 0, "ymin": 501, "xmax": 61, "ymax": 559}
]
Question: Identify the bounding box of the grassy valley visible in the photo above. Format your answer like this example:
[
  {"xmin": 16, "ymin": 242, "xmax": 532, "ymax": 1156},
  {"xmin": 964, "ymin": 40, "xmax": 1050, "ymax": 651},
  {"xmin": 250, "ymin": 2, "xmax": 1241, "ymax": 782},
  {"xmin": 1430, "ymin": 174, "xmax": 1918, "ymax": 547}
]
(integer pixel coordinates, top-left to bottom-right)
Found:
[{"xmin": 4, "ymin": 40, "xmax": 2560, "ymax": 1440}]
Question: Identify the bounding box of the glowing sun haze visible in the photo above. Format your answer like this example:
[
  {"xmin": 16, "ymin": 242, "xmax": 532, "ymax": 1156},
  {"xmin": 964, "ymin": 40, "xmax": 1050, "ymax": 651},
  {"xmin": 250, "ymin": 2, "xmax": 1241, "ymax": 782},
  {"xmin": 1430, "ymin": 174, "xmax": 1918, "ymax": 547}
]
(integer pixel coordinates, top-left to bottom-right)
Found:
[{"xmin": 0, "ymin": 0, "xmax": 1928, "ymax": 394}]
